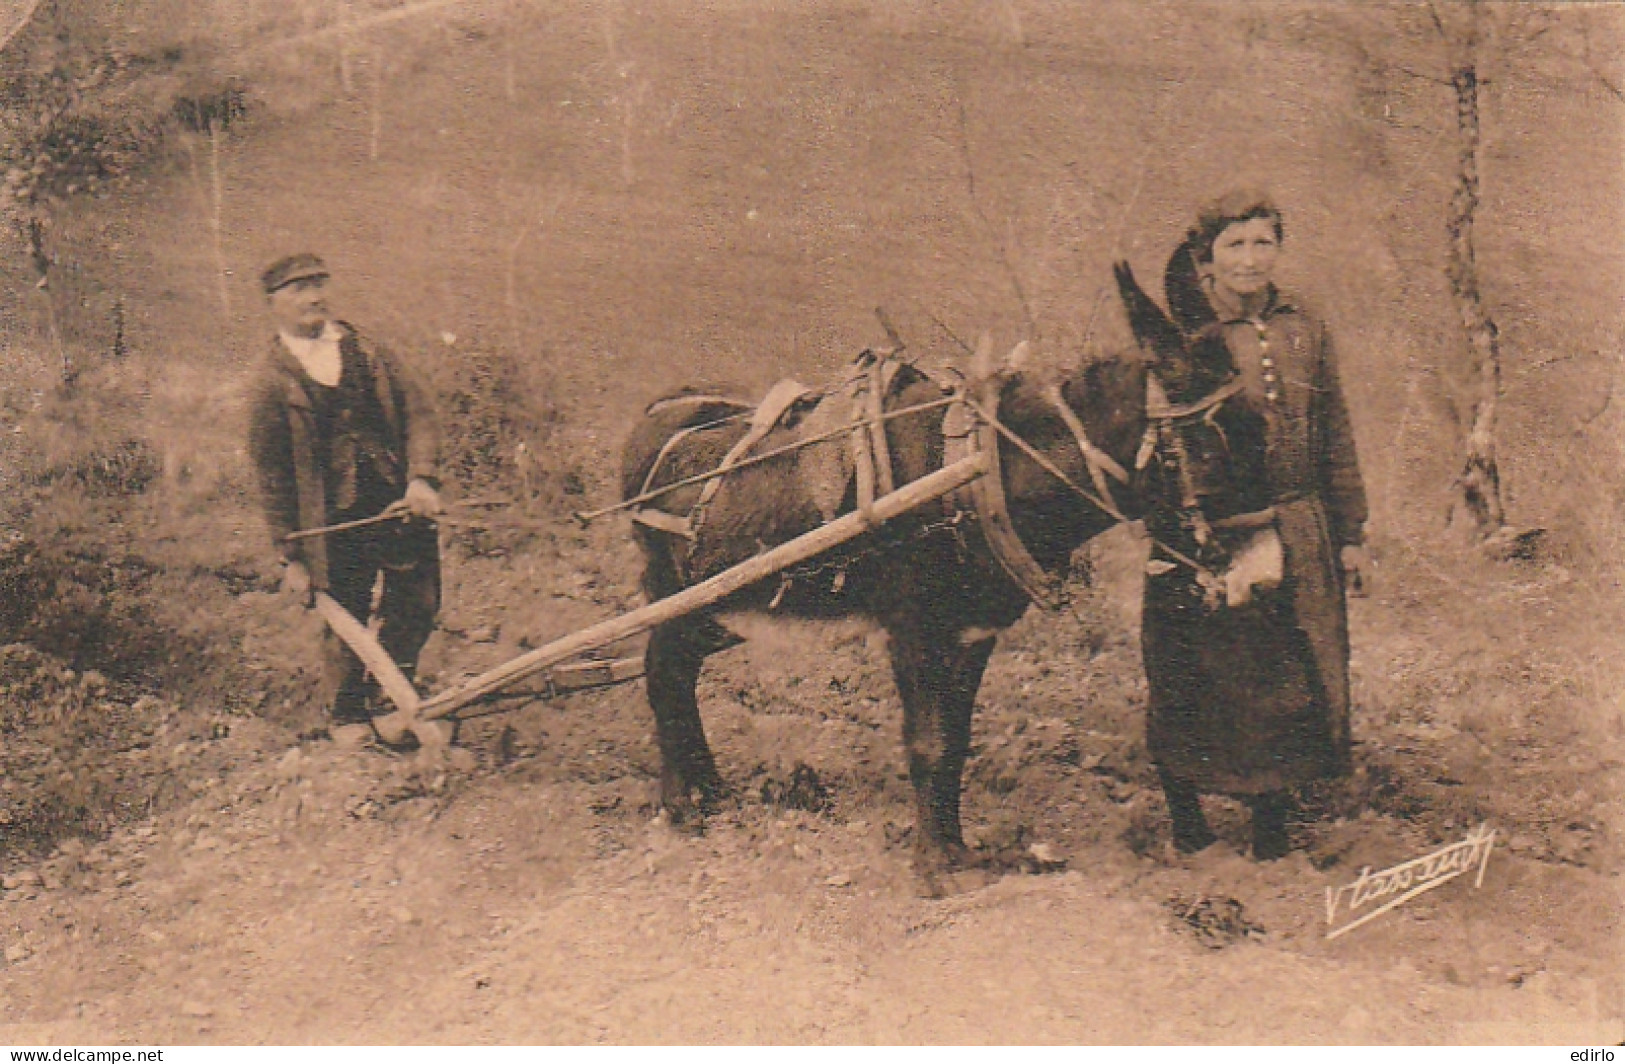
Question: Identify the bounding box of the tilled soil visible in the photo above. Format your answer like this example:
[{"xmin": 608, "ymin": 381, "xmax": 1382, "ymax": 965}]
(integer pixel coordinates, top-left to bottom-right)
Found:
[{"xmin": 0, "ymin": 524, "xmax": 1620, "ymax": 1044}]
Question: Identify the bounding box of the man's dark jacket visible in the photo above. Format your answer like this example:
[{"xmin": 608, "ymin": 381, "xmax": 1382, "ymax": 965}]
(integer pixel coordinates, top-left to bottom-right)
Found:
[{"xmin": 247, "ymin": 323, "xmax": 440, "ymax": 589}]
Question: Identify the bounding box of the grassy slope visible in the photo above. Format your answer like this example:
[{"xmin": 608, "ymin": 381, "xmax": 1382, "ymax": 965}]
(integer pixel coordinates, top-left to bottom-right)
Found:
[{"xmin": 17, "ymin": 1, "xmax": 1617, "ymax": 545}]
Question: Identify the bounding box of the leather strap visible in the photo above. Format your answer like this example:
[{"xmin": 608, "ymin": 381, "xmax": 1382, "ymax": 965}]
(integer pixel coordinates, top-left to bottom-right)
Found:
[
  {"xmin": 1044, "ymin": 382, "xmax": 1129, "ymax": 514},
  {"xmin": 1145, "ymin": 375, "xmax": 1245, "ymax": 421},
  {"xmin": 632, "ymin": 384, "xmax": 805, "ymax": 547},
  {"xmin": 631, "ymin": 509, "xmax": 696, "ymax": 539},
  {"xmin": 688, "ymin": 379, "xmax": 810, "ymax": 539},
  {"xmin": 645, "ymin": 393, "xmax": 749, "ymax": 417}
]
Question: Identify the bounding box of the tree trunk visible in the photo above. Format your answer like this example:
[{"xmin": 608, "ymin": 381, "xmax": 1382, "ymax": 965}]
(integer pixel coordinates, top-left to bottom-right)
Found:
[{"xmin": 1443, "ymin": 34, "xmax": 1508, "ymax": 542}]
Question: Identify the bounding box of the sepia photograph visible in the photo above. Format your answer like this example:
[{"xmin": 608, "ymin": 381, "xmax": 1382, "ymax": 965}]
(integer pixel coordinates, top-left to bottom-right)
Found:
[{"xmin": 0, "ymin": 0, "xmax": 1619, "ymax": 1046}]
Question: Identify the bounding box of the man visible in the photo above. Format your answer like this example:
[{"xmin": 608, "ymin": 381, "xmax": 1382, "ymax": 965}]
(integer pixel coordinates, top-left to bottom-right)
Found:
[{"xmin": 247, "ymin": 253, "xmax": 445, "ymax": 740}]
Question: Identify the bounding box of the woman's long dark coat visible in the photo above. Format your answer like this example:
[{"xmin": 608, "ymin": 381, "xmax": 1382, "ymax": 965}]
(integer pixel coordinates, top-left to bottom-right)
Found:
[{"xmin": 1142, "ymin": 289, "xmax": 1367, "ymax": 795}]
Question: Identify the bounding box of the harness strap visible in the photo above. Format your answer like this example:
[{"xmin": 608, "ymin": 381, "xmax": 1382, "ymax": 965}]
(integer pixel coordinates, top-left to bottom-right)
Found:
[
  {"xmin": 631, "ymin": 508, "xmax": 695, "ymax": 539},
  {"xmin": 638, "ymin": 422, "xmax": 709, "ymax": 500},
  {"xmin": 1043, "ymin": 383, "xmax": 1130, "ymax": 514},
  {"xmin": 1145, "ymin": 375, "xmax": 1245, "ymax": 421},
  {"xmin": 635, "ymin": 398, "xmax": 754, "ymax": 502},
  {"xmin": 688, "ymin": 379, "xmax": 811, "ymax": 540},
  {"xmin": 644, "ymin": 393, "xmax": 750, "ymax": 417}
]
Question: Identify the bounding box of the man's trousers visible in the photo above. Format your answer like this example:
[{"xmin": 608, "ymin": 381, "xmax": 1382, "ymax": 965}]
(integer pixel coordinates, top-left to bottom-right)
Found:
[{"xmin": 320, "ymin": 520, "xmax": 440, "ymax": 724}]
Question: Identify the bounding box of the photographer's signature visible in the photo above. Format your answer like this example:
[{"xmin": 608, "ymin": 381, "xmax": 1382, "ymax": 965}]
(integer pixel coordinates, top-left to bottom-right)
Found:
[{"xmin": 1325, "ymin": 822, "xmax": 1495, "ymax": 940}]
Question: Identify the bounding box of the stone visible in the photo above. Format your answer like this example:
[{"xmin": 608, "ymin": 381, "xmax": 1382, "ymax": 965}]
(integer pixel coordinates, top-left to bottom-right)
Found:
[
  {"xmin": 825, "ymin": 872, "xmax": 852, "ymax": 888},
  {"xmin": 4, "ymin": 944, "xmax": 29, "ymax": 963},
  {"xmin": 1028, "ymin": 842, "xmax": 1060, "ymax": 865},
  {"xmin": 275, "ymin": 748, "xmax": 304, "ymax": 780},
  {"xmin": 180, "ymin": 1001, "xmax": 213, "ymax": 1019}
]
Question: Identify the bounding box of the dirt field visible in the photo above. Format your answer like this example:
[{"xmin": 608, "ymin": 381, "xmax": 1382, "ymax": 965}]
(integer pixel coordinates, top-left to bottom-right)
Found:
[{"xmin": 0, "ymin": 0, "xmax": 1622, "ymax": 1045}]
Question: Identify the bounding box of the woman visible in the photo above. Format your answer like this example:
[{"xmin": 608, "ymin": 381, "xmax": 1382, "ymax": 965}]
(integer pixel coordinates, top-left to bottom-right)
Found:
[{"xmin": 1141, "ymin": 190, "xmax": 1370, "ymax": 860}]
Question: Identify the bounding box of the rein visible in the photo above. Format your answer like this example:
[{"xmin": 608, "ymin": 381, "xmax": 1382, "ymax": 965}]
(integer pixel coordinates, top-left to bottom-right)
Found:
[
  {"xmin": 1043, "ymin": 382, "xmax": 1131, "ymax": 517},
  {"xmin": 573, "ymin": 394, "xmax": 958, "ymax": 525},
  {"xmin": 910, "ymin": 359, "xmax": 1220, "ymax": 597},
  {"xmin": 951, "ymin": 390, "xmax": 1217, "ymax": 587},
  {"xmin": 611, "ymin": 351, "xmax": 1232, "ymax": 607}
]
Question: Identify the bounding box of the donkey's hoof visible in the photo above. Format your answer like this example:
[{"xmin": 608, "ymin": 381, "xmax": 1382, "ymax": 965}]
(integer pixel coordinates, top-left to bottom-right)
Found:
[
  {"xmin": 912, "ymin": 841, "xmax": 991, "ymax": 897},
  {"xmin": 660, "ymin": 777, "xmax": 731, "ymax": 835},
  {"xmin": 915, "ymin": 865, "xmax": 997, "ymax": 899},
  {"xmin": 979, "ymin": 841, "xmax": 1069, "ymax": 876},
  {"xmin": 659, "ymin": 797, "xmax": 708, "ymax": 836}
]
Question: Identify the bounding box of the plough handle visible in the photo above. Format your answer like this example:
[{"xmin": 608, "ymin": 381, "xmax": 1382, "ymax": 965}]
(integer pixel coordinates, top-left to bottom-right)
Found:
[
  {"xmin": 374, "ymin": 453, "xmax": 988, "ymax": 733},
  {"xmin": 312, "ymin": 593, "xmax": 449, "ymax": 748}
]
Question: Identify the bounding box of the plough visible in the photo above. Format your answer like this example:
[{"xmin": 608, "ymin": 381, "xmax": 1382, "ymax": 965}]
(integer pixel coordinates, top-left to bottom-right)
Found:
[
  {"xmin": 352, "ymin": 453, "xmax": 989, "ymax": 747},
  {"xmin": 298, "ymin": 328, "xmax": 1151, "ymax": 748}
]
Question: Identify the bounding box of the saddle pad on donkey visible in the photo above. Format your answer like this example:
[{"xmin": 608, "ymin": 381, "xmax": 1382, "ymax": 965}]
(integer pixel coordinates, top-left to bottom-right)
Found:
[
  {"xmin": 793, "ymin": 355, "xmax": 912, "ymax": 521},
  {"xmin": 794, "ymin": 391, "xmax": 857, "ymax": 522}
]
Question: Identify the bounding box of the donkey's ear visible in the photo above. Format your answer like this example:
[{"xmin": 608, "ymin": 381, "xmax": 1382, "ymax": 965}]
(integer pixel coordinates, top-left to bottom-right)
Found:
[
  {"xmin": 1005, "ymin": 340, "xmax": 1033, "ymax": 375},
  {"xmin": 970, "ymin": 330, "xmax": 998, "ymax": 382},
  {"xmin": 1113, "ymin": 259, "xmax": 1185, "ymax": 366}
]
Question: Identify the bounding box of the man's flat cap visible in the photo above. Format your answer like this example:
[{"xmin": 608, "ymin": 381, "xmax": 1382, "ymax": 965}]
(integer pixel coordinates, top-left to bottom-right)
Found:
[{"xmin": 261, "ymin": 253, "xmax": 329, "ymax": 294}]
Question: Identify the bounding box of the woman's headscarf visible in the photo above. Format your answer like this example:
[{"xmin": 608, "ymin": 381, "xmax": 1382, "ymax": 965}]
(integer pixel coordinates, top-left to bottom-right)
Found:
[{"xmin": 1163, "ymin": 190, "xmax": 1285, "ymax": 335}]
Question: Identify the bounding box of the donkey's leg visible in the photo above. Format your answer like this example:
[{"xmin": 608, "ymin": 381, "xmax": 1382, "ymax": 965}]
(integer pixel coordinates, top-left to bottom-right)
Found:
[
  {"xmin": 890, "ymin": 624, "xmax": 996, "ymax": 880},
  {"xmin": 645, "ymin": 619, "xmax": 727, "ymax": 829},
  {"xmin": 636, "ymin": 531, "xmax": 730, "ymax": 829}
]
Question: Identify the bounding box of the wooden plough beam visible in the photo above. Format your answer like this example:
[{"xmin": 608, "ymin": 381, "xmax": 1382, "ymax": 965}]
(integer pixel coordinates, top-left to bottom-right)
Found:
[{"xmin": 370, "ymin": 453, "xmax": 989, "ymax": 745}]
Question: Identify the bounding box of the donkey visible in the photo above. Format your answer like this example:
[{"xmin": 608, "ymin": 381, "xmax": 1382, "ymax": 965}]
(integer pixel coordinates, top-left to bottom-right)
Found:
[{"xmin": 619, "ymin": 272, "xmax": 1261, "ymax": 890}]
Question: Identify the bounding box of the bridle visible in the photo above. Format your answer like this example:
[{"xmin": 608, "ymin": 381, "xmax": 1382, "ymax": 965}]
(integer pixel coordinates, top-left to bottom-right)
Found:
[{"xmin": 933, "ymin": 358, "xmax": 1234, "ymax": 606}]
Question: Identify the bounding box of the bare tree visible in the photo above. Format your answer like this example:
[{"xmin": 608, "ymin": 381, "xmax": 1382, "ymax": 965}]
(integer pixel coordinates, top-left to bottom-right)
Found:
[
  {"xmin": 1433, "ymin": 0, "xmax": 1508, "ymax": 545},
  {"xmin": 1342, "ymin": 0, "xmax": 1610, "ymax": 555}
]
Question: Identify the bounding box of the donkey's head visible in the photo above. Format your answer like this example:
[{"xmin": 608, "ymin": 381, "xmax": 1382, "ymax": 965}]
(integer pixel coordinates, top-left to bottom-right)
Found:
[{"xmin": 1112, "ymin": 260, "xmax": 1271, "ymax": 533}]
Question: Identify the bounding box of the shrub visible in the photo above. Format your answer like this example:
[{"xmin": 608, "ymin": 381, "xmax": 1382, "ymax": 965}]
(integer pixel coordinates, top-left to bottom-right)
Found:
[{"xmin": 426, "ymin": 337, "xmax": 562, "ymax": 504}]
